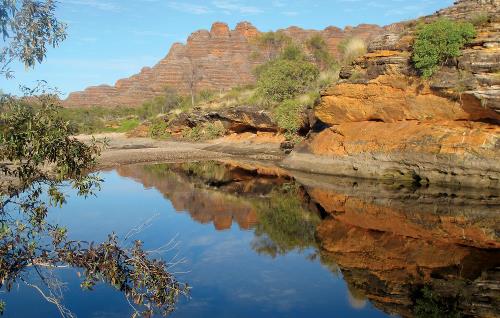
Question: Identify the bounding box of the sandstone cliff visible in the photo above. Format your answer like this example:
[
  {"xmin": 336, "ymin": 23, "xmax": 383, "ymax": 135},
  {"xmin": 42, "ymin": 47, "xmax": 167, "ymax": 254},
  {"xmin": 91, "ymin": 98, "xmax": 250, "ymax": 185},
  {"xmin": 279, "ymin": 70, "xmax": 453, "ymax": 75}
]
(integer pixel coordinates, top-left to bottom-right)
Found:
[
  {"xmin": 65, "ymin": 22, "xmax": 382, "ymax": 108},
  {"xmin": 283, "ymin": 0, "xmax": 500, "ymax": 188}
]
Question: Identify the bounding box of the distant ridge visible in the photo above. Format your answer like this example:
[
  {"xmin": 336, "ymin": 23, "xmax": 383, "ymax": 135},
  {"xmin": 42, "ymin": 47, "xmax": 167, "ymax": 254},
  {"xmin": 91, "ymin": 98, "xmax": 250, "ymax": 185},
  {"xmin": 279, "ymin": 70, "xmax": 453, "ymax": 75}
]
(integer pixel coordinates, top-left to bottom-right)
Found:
[{"xmin": 64, "ymin": 21, "xmax": 383, "ymax": 107}]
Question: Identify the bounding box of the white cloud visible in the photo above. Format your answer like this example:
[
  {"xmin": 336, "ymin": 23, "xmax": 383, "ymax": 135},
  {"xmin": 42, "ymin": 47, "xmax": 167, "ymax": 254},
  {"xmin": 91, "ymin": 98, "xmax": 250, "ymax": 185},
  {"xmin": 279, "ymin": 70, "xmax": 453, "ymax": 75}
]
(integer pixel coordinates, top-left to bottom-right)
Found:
[
  {"xmin": 63, "ymin": 0, "xmax": 121, "ymax": 11},
  {"xmin": 211, "ymin": 0, "xmax": 263, "ymax": 14},
  {"xmin": 167, "ymin": 2, "xmax": 212, "ymax": 15}
]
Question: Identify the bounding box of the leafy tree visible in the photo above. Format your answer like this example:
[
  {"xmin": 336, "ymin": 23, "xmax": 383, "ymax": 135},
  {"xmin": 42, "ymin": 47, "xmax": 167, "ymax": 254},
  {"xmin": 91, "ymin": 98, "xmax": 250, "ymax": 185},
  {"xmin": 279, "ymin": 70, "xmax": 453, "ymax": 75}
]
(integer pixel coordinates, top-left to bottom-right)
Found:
[
  {"xmin": 0, "ymin": 0, "xmax": 66, "ymax": 78},
  {"xmin": 412, "ymin": 19, "xmax": 476, "ymax": 78},
  {"xmin": 0, "ymin": 1, "xmax": 189, "ymax": 316},
  {"xmin": 306, "ymin": 34, "xmax": 338, "ymax": 70},
  {"xmin": 254, "ymin": 31, "xmax": 292, "ymax": 61},
  {"xmin": 256, "ymin": 54, "xmax": 319, "ymax": 103},
  {"xmin": 0, "ymin": 89, "xmax": 189, "ymax": 317}
]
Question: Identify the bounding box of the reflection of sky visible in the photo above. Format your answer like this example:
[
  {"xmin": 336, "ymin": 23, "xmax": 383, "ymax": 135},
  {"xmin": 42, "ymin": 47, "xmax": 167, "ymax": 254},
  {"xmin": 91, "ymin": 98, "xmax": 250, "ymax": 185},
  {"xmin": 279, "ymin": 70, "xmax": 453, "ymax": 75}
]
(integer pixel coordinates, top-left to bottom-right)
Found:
[{"xmin": 3, "ymin": 169, "xmax": 389, "ymax": 318}]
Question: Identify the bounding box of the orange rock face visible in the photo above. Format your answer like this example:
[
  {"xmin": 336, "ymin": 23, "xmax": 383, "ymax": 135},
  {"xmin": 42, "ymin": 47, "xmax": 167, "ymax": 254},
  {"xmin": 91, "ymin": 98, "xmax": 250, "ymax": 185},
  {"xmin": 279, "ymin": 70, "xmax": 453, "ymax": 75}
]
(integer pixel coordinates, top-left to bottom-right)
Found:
[
  {"xmin": 64, "ymin": 22, "xmax": 383, "ymax": 108},
  {"xmin": 284, "ymin": 120, "xmax": 499, "ymax": 187},
  {"xmin": 316, "ymin": 75, "xmax": 500, "ymax": 124},
  {"xmin": 284, "ymin": 0, "xmax": 500, "ymax": 188},
  {"xmin": 307, "ymin": 121, "xmax": 499, "ymax": 157}
]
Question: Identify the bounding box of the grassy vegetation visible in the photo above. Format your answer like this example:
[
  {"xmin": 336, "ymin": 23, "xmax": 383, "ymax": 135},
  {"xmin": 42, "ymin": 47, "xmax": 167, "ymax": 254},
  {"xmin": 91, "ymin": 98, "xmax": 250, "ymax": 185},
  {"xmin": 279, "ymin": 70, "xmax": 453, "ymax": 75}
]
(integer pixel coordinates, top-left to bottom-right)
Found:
[
  {"xmin": 469, "ymin": 12, "xmax": 491, "ymax": 27},
  {"xmin": 338, "ymin": 37, "xmax": 367, "ymax": 64},
  {"xmin": 59, "ymin": 91, "xmax": 195, "ymax": 134},
  {"xmin": 149, "ymin": 118, "xmax": 171, "ymax": 139},
  {"xmin": 412, "ymin": 19, "xmax": 476, "ymax": 78},
  {"xmin": 181, "ymin": 122, "xmax": 227, "ymax": 141}
]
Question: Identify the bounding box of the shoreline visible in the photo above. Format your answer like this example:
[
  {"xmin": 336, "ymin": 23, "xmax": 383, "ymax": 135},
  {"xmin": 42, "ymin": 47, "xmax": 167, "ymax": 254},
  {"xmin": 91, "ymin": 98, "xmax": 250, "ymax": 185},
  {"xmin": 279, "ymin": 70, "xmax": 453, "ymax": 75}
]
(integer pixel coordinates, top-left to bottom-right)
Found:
[
  {"xmin": 84, "ymin": 133, "xmax": 500, "ymax": 190},
  {"xmin": 79, "ymin": 133, "xmax": 284, "ymax": 170}
]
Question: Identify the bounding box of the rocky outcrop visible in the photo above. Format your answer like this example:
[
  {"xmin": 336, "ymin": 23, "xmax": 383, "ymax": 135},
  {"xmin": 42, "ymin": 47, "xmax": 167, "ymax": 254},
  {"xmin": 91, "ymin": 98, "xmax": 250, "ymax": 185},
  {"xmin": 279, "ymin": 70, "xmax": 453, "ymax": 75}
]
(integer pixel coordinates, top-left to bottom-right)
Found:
[
  {"xmin": 316, "ymin": 74, "xmax": 499, "ymax": 124},
  {"xmin": 284, "ymin": 0, "xmax": 500, "ymax": 188},
  {"xmin": 284, "ymin": 121, "xmax": 499, "ymax": 188},
  {"xmin": 65, "ymin": 22, "xmax": 383, "ymax": 108},
  {"xmin": 167, "ymin": 106, "xmax": 279, "ymax": 134}
]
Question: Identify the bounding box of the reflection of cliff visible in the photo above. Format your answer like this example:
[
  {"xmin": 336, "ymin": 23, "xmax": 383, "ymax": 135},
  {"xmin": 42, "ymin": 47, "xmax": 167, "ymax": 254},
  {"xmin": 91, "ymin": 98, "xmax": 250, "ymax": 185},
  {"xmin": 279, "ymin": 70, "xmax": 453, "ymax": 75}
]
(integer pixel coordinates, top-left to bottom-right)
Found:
[
  {"xmin": 317, "ymin": 219, "xmax": 500, "ymax": 317},
  {"xmin": 294, "ymin": 172, "xmax": 500, "ymax": 250},
  {"xmin": 116, "ymin": 160, "xmax": 499, "ymax": 317},
  {"xmin": 303, "ymin": 174, "xmax": 500, "ymax": 318},
  {"xmin": 116, "ymin": 161, "xmax": 290, "ymax": 230}
]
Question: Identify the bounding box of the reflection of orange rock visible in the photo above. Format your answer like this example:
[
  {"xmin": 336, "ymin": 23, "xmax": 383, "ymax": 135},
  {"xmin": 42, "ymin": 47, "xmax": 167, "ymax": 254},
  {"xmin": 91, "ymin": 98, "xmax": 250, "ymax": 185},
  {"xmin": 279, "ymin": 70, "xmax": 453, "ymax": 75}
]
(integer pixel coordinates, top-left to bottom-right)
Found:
[
  {"xmin": 116, "ymin": 163, "xmax": 276, "ymax": 231},
  {"xmin": 317, "ymin": 218, "xmax": 500, "ymax": 317},
  {"xmin": 213, "ymin": 214, "xmax": 232, "ymax": 231},
  {"xmin": 317, "ymin": 219, "xmax": 471, "ymax": 279},
  {"xmin": 308, "ymin": 187, "xmax": 499, "ymax": 249}
]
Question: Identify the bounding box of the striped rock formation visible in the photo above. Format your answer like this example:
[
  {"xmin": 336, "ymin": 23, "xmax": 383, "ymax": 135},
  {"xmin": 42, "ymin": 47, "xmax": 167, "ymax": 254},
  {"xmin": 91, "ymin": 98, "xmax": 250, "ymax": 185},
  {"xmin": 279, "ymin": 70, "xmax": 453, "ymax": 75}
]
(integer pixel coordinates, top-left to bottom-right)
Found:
[{"xmin": 64, "ymin": 22, "xmax": 382, "ymax": 107}]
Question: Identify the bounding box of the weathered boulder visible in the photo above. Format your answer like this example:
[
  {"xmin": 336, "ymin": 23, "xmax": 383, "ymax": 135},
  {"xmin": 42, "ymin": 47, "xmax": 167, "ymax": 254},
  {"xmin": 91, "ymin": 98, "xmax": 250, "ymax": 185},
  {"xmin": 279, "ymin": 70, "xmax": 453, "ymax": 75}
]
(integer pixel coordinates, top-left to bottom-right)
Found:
[
  {"xmin": 205, "ymin": 106, "xmax": 278, "ymax": 133},
  {"xmin": 317, "ymin": 74, "xmax": 500, "ymax": 124},
  {"xmin": 167, "ymin": 106, "xmax": 279, "ymax": 135},
  {"xmin": 282, "ymin": 121, "xmax": 500, "ymax": 188}
]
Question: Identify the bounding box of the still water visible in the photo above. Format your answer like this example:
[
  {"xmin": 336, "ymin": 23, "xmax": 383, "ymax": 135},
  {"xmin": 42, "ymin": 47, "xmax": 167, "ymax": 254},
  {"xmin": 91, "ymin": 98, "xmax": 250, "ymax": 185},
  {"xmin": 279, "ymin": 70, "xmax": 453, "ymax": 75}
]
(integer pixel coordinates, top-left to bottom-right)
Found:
[{"xmin": 4, "ymin": 160, "xmax": 499, "ymax": 317}]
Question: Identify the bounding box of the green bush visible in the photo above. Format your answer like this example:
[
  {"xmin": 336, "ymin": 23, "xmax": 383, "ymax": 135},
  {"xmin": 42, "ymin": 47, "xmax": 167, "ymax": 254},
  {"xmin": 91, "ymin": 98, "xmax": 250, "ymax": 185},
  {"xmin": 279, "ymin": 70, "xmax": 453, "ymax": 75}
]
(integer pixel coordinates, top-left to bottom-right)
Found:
[
  {"xmin": 203, "ymin": 121, "xmax": 227, "ymax": 139},
  {"xmin": 254, "ymin": 31, "xmax": 292, "ymax": 60},
  {"xmin": 273, "ymin": 99, "xmax": 304, "ymax": 137},
  {"xmin": 280, "ymin": 44, "xmax": 305, "ymax": 61},
  {"xmin": 180, "ymin": 122, "xmax": 226, "ymax": 141},
  {"xmin": 181, "ymin": 125, "xmax": 203, "ymax": 141},
  {"xmin": 412, "ymin": 19, "xmax": 476, "ymax": 78},
  {"xmin": 306, "ymin": 34, "xmax": 339, "ymax": 70},
  {"xmin": 103, "ymin": 118, "xmax": 140, "ymax": 133},
  {"xmin": 256, "ymin": 59, "xmax": 319, "ymax": 103},
  {"xmin": 469, "ymin": 12, "xmax": 490, "ymax": 26},
  {"xmin": 149, "ymin": 118, "xmax": 171, "ymax": 139}
]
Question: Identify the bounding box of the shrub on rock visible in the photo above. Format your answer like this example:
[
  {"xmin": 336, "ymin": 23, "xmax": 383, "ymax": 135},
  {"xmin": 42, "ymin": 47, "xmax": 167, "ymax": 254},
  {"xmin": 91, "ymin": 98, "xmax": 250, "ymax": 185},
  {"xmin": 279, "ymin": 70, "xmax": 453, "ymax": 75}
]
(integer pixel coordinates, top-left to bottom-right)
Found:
[
  {"xmin": 412, "ymin": 19, "xmax": 476, "ymax": 78},
  {"xmin": 256, "ymin": 58, "xmax": 319, "ymax": 103}
]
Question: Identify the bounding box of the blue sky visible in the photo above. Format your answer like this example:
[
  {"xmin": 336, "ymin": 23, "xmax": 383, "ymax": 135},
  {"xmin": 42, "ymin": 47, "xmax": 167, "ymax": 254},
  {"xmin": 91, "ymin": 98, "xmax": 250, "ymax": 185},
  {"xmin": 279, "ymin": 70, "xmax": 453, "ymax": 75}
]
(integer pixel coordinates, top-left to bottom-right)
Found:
[{"xmin": 2, "ymin": 0, "xmax": 453, "ymax": 97}]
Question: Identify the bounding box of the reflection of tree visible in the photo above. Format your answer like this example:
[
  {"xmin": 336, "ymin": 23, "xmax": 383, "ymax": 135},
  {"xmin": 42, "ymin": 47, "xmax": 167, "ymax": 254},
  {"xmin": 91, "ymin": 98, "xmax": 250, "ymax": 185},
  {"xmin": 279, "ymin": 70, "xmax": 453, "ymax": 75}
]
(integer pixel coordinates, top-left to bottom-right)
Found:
[
  {"xmin": 181, "ymin": 161, "xmax": 233, "ymax": 185},
  {"xmin": 251, "ymin": 184, "xmax": 320, "ymax": 257},
  {"xmin": 413, "ymin": 286, "xmax": 461, "ymax": 318}
]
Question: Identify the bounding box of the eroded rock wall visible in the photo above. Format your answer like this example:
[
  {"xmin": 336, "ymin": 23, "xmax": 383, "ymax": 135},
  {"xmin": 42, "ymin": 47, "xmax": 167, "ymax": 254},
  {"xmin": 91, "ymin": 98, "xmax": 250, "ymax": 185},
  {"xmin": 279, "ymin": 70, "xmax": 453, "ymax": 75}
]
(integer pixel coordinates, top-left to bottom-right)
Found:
[
  {"xmin": 64, "ymin": 22, "xmax": 383, "ymax": 108},
  {"xmin": 283, "ymin": 0, "xmax": 500, "ymax": 188}
]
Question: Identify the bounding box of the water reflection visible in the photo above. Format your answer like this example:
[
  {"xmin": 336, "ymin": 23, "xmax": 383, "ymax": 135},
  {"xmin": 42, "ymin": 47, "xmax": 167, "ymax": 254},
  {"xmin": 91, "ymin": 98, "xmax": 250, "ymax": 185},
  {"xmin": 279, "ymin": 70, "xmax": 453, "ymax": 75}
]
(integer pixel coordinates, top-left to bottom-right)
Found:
[{"xmin": 117, "ymin": 160, "xmax": 500, "ymax": 318}]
